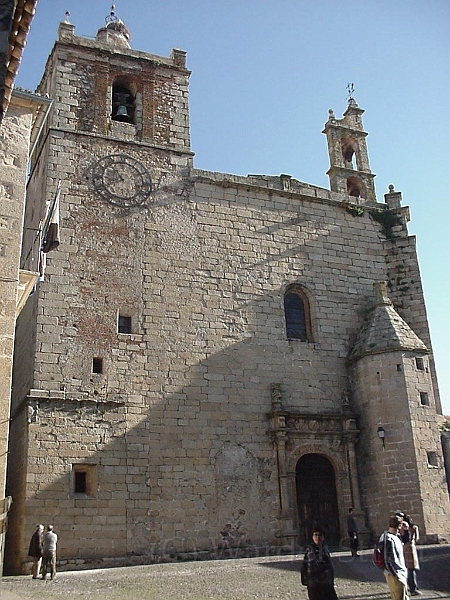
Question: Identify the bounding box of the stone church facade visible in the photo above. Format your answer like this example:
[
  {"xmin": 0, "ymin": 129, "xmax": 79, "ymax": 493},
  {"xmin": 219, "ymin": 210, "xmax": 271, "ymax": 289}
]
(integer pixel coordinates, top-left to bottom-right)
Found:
[{"xmin": 5, "ymin": 11, "xmax": 449, "ymax": 573}]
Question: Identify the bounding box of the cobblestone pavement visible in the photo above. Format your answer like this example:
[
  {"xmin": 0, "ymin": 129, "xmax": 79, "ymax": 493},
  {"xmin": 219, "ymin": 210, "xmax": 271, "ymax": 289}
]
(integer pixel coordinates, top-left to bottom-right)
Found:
[{"xmin": 1, "ymin": 546, "xmax": 449, "ymax": 600}]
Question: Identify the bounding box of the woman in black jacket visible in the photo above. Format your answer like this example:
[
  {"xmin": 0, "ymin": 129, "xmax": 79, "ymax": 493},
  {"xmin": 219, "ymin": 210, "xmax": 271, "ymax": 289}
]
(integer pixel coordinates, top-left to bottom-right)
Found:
[{"xmin": 301, "ymin": 526, "xmax": 339, "ymax": 600}]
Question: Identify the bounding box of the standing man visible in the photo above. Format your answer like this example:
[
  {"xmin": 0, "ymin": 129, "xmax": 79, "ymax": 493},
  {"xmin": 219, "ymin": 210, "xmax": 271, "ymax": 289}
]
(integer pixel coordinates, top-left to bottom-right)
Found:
[
  {"xmin": 381, "ymin": 515, "xmax": 408, "ymax": 600},
  {"xmin": 347, "ymin": 508, "xmax": 359, "ymax": 558},
  {"xmin": 42, "ymin": 525, "xmax": 58, "ymax": 581},
  {"xmin": 28, "ymin": 524, "xmax": 44, "ymax": 579}
]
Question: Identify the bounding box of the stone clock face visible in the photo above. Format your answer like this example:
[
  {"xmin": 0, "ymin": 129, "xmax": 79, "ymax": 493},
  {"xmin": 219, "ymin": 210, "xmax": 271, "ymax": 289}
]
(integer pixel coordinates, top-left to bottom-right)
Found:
[{"xmin": 92, "ymin": 154, "xmax": 152, "ymax": 207}]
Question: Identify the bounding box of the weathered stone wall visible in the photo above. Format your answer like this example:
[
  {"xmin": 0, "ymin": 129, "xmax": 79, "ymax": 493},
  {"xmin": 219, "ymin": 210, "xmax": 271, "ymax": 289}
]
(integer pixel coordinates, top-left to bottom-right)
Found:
[
  {"xmin": 8, "ymin": 162, "xmax": 388, "ymax": 567},
  {"xmin": 0, "ymin": 101, "xmax": 33, "ymax": 492},
  {"xmin": 9, "ymin": 132, "xmax": 55, "ymax": 413},
  {"xmin": 10, "ymin": 152, "xmax": 449, "ymax": 569},
  {"xmin": 4, "ymin": 405, "xmax": 29, "ymax": 574},
  {"xmin": 350, "ymin": 350, "xmax": 448, "ymax": 538},
  {"xmin": 31, "ymin": 167, "xmax": 394, "ymax": 406},
  {"xmin": 27, "ymin": 398, "xmax": 128, "ymax": 556},
  {"xmin": 384, "ymin": 232, "xmax": 442, "ymax": 412}
]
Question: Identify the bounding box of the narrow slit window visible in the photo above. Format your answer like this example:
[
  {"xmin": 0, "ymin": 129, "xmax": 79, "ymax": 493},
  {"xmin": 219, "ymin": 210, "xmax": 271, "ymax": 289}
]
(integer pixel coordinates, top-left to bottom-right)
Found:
[
  {"xmin": 118, "ymin": 314, "xmax": 132, "ymax": 334},
  {"xmin": 427, "ymin": 452, "xmax": 438, "ymax": 467},
  {"xmin": 72, "ymin": 464, "xmax": 97, "ymax": 497},
  {"xmin": 285, "ymin": 293, "xmax": 307, "ymax": 340},
  {"xmin": 74, "ymin": 471, "xmax": 87, "ymax": 494},
  {"xmin": 420, "ymin": 391, "xmax": 429, "ymax": 406},
  {"xmin": 92, "ymin": 357, "xmax": 103, "ymax": 374},
  {"xmin": 415, "ymin": 357, "xmax": 424, "ymax": 371}
]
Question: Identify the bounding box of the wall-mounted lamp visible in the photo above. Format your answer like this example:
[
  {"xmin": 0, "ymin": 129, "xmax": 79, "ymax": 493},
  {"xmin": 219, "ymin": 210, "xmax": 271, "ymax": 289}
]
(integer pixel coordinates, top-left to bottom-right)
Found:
[{"xmin": 377, "ymin": 426, "xmax": 386, "ymax": 448}]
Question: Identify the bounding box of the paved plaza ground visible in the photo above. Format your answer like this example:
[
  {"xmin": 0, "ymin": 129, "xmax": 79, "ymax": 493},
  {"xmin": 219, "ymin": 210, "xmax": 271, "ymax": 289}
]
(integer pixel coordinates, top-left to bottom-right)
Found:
[{"xmin": 1, "ymin": 545, "xmax": 449, "ymax": 600}]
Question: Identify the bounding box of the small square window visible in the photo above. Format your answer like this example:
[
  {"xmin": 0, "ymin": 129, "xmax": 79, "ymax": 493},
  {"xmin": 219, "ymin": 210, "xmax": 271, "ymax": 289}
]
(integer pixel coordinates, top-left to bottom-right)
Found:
[
  {"xmin": 420, "ymin": 391, "xmax": 429, "ymax": 406},
  {"xmin": 92, "ymin": 357, "xmax": 103, "ymax": 374},
  {"xmin": 396, "ymin": 364, "xmax": 402, "ymax": 372},
  {"xmin": 415, "ymin": 357, "xmax": 424, "ymax": 371},
  {"xmin": 72, "ymin": 464, "xmax": 97, "ymax": 497},
  {"xmin": 118, "ymin": 314, "xmax": 132, "ymax": 334},
  {"xmin": 427, "ymin": 452, "xmax": 438, "ymax": 467}
]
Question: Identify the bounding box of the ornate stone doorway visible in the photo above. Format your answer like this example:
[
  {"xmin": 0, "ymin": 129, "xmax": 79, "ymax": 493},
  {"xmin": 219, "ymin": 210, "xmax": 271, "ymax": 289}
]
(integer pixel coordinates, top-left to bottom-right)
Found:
[{"xmin": 296, "ymin": 453, "xmax": 340, "ymax": 546}]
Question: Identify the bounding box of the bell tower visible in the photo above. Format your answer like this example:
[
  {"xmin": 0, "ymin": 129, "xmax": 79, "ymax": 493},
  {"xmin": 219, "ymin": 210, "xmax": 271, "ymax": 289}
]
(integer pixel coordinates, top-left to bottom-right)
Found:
[
  {"xmin": 323, "ymin": 87, "xmax": 376, "ymax": 203},
  {"xmin": 38, "ymin": 6, "xmax": 191, "ymax": 151},
  {"xmin": 7, "ymin": 7, "xmax": 194, "ymax": 573}
]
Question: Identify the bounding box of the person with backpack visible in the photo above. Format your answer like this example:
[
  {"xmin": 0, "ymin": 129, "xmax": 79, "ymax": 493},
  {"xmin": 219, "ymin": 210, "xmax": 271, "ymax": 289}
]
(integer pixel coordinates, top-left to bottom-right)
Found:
[{"xmin": 379, "ymin": 515, "xmax": 408, "ymax": 600}]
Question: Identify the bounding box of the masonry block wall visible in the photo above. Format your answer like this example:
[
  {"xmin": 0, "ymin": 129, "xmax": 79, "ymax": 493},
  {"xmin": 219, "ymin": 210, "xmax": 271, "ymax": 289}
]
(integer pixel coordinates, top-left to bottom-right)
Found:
[
  {"xmin": 38, "ymin": 26, "xmax": 190, "ymax": 149},
  {"xmin": 350, "ymin": 351, "xmax": 447, "ymax": 535},
  {"xmin": 9, "ymin": 163, "xmax": 448, "ymax": 569},
  {"xmin": 384, "ymin": 232, "xmax": 442, "ymax": 412},
  {"xmin": 0, "ymin": 101, "xmax": 33, "ymax": 492}
]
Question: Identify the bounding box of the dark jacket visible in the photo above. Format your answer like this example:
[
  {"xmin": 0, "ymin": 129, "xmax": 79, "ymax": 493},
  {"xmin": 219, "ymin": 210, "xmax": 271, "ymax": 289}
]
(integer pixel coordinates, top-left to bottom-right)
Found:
[
  {"xmin": 28, "ymin": 529, "xmax": 43, "ymax": 558},
  {"xmin": 302, "ymin": 542, "xmax": 335, "ymax": 588}
]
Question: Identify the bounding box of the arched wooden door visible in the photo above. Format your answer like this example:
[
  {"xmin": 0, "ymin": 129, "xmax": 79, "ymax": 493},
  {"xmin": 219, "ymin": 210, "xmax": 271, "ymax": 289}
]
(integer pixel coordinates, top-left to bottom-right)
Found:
[{"xmin": 296, "ymin": 453, "xmax": 340, "ymax": 547}]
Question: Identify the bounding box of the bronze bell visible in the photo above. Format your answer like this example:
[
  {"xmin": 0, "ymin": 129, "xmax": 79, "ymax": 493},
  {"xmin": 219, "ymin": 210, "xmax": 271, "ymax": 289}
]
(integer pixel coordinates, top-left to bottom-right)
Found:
[
  {"xmin": 113, "ymin": 104, "xmax": 131, "ymax": 122},
  {"xmin": 112, "ymin": 89, "xmax": 133, "ymax": 123}
]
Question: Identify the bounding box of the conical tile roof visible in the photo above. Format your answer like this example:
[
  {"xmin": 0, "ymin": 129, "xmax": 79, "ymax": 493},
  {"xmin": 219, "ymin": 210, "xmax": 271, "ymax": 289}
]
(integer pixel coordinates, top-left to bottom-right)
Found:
[{"xmin": 348, "ymin": 282, "xmax": 428, "ymax": 363}]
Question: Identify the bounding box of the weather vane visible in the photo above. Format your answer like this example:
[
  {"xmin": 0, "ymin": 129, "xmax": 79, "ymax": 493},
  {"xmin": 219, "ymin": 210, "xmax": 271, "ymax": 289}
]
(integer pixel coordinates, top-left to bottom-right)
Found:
[
  {"xmin": 346, "ymin": 82, "xmax": 355, "ymax": 104},
  {"xmin": 106, "ymin": 4, "xmax": 119, "ymax": 25}
]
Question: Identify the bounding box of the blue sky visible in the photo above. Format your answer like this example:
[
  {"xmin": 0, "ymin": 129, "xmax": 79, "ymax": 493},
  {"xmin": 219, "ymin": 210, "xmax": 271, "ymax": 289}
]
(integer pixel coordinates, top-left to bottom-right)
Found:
[{"xmin": 16, "ymin": 0, "xmax": 449, "ymax": 414}]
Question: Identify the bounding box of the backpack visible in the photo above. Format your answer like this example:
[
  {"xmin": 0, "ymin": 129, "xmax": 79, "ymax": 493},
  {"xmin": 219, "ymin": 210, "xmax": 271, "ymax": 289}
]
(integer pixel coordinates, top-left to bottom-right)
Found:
[{"xmin": 373, "ymin": 533, "xmax": 387, "ymax": 569}]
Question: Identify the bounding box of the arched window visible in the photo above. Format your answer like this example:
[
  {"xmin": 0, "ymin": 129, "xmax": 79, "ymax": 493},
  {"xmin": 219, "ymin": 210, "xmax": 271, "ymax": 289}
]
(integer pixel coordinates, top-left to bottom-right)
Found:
[
  {"xmin": 341, "ymin": 137, "xmax": 357, "ymax": 169},
  {"xmin": 346, "ymin": 175, "xmax": 365, "ymax": 198},
  {"xmin": 284, "ymin": 286, "xmax": 312, "ymax": 341}
]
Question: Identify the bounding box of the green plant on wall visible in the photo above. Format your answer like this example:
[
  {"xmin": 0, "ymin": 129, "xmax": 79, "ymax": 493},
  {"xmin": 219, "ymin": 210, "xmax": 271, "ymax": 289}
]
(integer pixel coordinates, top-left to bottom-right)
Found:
[
  {"xmin": 346, "ymin": 205, "xmax": 364, "ymax": 217},
  {"xmin": 369, "ymin": 208, "xmax": 402, "ymax": 240}
]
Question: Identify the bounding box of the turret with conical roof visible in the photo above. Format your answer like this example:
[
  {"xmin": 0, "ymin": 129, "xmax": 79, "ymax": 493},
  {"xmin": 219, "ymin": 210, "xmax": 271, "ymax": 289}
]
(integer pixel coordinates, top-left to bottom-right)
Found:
[
  {"xmin": 348, "ymin": 282, "xmax": 428, "ymax": 363},
  {"xmin": 348, "ymin": 282, "xmax": 447, "ymax": 541}
]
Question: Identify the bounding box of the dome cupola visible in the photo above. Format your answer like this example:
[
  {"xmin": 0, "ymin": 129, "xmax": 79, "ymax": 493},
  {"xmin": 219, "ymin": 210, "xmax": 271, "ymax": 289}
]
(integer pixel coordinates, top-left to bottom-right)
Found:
[{"xmin": 96, "ymin": 4, "xmax": 131, "ymax": 49}]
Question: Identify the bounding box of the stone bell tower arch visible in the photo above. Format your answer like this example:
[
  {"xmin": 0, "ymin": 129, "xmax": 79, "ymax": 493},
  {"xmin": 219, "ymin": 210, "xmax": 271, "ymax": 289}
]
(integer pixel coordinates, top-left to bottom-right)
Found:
[{"xmin": 323, "ymin": 87, "xmax": 376, "ymax": 203}]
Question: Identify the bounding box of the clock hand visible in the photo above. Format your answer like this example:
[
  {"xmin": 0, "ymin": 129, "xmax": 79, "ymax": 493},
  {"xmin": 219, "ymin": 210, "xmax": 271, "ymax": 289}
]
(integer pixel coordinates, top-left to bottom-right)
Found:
[{"xmin": 105, "ymin": 167, "xmax": 124, "ymax": 183}]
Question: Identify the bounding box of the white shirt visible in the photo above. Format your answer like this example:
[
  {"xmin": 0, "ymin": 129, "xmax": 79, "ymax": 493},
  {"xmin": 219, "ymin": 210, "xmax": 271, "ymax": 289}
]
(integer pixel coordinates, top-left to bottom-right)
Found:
[
  {"xmin": 380, "ymin": 530, "xmax": 407, "ymax": 586},
  {"xmin": 43, "ymin": 531, "xmax": 58, "ymax": 552}
]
